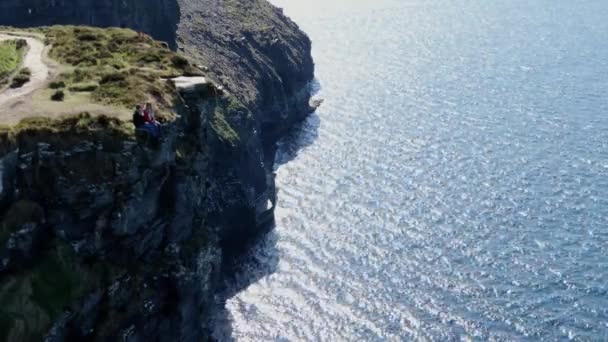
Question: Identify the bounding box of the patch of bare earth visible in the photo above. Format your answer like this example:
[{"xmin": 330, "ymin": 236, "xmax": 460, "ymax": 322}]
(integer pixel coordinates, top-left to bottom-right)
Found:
[{"xmin": 0, "ymin": 32, "xmax": 131, "ymax": 125}]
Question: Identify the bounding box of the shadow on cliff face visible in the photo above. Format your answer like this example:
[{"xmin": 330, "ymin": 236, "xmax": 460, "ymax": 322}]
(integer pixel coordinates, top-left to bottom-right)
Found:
[
  {"xmin": 211, "ymin": 87, "xmax": 322, "ymax": 340},
  {"xmin": 0, "ymin": 0, "xmax": 181, "ymax": 50},
  {"xmin": 274, "ymin": 79, "xmax": 322, "ymax": 168},
  {"xmin": 220, "ymin": 104, "xmax": 321, "ymax": 291},
  {"xmin": 274, "ymin": 112, "xmax": 321, "ymax": 168},
  {"xmin": 210, "ymin": 229, "xmax": 280, "ymax": 340}
]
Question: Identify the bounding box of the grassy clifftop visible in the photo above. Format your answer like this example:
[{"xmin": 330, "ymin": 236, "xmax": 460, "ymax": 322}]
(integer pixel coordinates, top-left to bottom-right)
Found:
[
  {"xmin": 0, "ymin": 25, "xmax": 207, "ymax": 126},
  {"xmin": 0, "ymin": 26, "xmax": 218, "ymax": 153},
  {"xmin": 0, "ymin": 40, "xmax": 22, "ymax": 77},
  {"xmin": 44, "ymin": 26, "xmax": 202, "ymax": 119},
  {"xmin": 0, "ymin": 39, "xmax": 26, "ymax": 87}
]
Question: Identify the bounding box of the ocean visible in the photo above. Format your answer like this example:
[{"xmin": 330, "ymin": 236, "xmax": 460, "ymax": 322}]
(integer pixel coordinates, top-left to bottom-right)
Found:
[{"xmin": 219, "ymin": 0, "xmax": 608, "ymax": 340}]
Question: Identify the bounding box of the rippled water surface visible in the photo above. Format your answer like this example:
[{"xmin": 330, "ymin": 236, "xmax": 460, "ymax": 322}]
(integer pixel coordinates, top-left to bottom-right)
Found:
[{"xmin": 221, "ymin": 0, "xmax": 608, "ymax": 340}]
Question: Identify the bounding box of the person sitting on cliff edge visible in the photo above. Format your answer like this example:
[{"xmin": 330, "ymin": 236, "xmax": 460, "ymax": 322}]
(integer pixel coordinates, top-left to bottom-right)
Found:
[
  {"xmin": 132, "ymin": 105, "xmax": 146, "ymax": 128},
  {"xmin": 144, "ymin": 102, "xmax": 160, "ymax": 126},
  {"xmin": 144, "ymin": 102, "xmax": 162, "ymax": 135},
  {"xmin": 133, "ymin": 104, "xmax": 160, "ymax": 139}
]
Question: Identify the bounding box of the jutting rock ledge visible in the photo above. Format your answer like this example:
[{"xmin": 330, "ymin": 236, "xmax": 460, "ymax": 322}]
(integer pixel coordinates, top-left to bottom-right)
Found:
[{"xmin": 0, "ymin": 0, "xmax": 315, "ymax": 340}]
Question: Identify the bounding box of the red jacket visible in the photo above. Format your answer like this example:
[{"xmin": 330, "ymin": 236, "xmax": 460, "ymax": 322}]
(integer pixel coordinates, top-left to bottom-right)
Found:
[{"xmin": 143, "ymin": 110, "xmax": 153, "ymax": 123}]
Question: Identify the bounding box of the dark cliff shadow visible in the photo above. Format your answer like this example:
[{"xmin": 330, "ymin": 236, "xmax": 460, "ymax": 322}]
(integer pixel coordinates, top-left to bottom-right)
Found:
[
  {"xmin": 146, "ymin": 0, "xmax": 181, "ymax": 50},
  {"xmin": 210, "ymin": 229, "xmax": 280, "ymax": 341},
  {"xmin": 0, "ymin": 0, "xmax": 181, "ymax": 50},
  {"xmin": 273, "ymin": 111, "xmax": 321, "ymax": 169},
  {"xmin": 211, "ymin": 80, "xmax": 322, "ymax": 341},
  {"xmin": 274, "ymin": 79, "xmax": 322, "ymax": 169}
]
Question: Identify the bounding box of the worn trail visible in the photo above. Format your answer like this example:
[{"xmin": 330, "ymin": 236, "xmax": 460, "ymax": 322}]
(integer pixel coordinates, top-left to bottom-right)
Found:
[{"xmin": 0, "ymin": 33, "xmax": 51, "ymax": 108}]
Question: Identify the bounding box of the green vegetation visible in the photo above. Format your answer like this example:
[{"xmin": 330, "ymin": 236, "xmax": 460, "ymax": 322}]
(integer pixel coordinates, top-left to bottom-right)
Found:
[
  {"xmin": 212, "ymin": 107, "xmax": 240, "ymax": 146},
  {"xmin": 0, "ymin": 39, "xmax": 26, "ymax": 87},
  {"xmin": 48, "ymin": 81, "xmax": 65, "ymax": 89},
  {"xmin": 10, "ymin": 67, "xmax": 31, "ymax": 88},
  {"xmin": 42, "ymin": 26, "xmax": 204, "ymax": 119},
  {"xmin": 170, "ymin": 55, "xmax": 190, "ymax": 69},
  {"xmin": 0, "ymin": 241, "xmax": 123, "ymax": 341},
  {"xmin": 50, "ymin": 89, "xmax": 64, "ymax": 101},
  {"xmin": 0, "ymin": 242, "xmax": 81, "ymax": 341},
  {"xmin": 210, "ymin": 95, "xmax": 250, "ymax": 146},
  {"xmin": 68, "ymin": 82, "xmax": 98, "ymax": 92},
  {"xmin": 0, "ymin": 112, "xmax": 133, "ymax": 153},
  {"xmin": 0, "ymin": 26, "xmax": 219, "ymax": 149},
  {"xmin": 30, "ymin": 243, "xmax": 83, "ymax": 320}
]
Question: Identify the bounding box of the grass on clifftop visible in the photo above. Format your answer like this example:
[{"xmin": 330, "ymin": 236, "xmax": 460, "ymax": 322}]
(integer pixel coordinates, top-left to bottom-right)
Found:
[
  {"xmin": 0, "ymin": 39, "xmax": 26, "ymax": 86},
  {"xmin": 0, "ymin": 112, "xmax": 133, "ymax": 154},
  {"xmin": 42, "ymin": 26, "xmax": 204, "ymax": 120},
  {"xmin": 0, "ymin": 27, "xmax": 210, "ymax": 155}
]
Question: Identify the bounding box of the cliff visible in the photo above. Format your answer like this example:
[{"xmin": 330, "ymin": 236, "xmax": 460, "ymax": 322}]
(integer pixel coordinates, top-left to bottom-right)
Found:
[
  {"xmin": 0, "ymin": 0, "xmax": 315, "ymax": 124},
  {"xmin": 0, "ymin": 1, "xmax": 315, "ymax": 340},
  {"xmin": 0, "ymin": 0, "xmax": 181, "ymax": 49}
]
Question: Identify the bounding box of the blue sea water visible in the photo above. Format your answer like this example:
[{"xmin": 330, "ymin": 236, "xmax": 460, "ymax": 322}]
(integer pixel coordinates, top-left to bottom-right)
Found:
[{"xmin": 220, "ymin": 0, "xmax": 608, "ymax": 340}]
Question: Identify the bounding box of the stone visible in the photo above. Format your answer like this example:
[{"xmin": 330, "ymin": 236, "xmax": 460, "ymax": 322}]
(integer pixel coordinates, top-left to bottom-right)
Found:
[
  {"xmin": 171, "ymin": 76, "xmax": 209, "ymax": 91},
  {"xmin": 0, "ymin": 222, "xmax": 48, "ymax": 273},
  {"xmin": 0, "ymin": 0, "xmax": 315, "ymax": 338},
  {"xmin": 44, "ymin": 311, "xmax": 73, "ymax": 342},
  {"xmin": 0, "ymin": 151, "xmax": 18, "ymax": 210}
]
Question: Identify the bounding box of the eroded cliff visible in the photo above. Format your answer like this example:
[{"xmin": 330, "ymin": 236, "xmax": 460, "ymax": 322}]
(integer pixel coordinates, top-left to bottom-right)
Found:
[{"xmin": 0, "ymin": 1, "xmax": 315, "ymax": 340}]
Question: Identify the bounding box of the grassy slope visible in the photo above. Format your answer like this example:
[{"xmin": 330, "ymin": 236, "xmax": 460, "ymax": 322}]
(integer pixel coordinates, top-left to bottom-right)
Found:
[
  {"xmin": 43, "ymin": 26, "xmax": 203, "ymax": 120},
  {"xmin": 1, "ymin": 26, "xmax": 248, "ymax": 151},
  {"xmin": 0, "ymin": 26, "xmax": 210, "ymax": 152},
  {"xmin": 0, "ymin": 39, "xmax": 25, "ymax": 85},
  {"xmin": 0, "ymin": 112, "xmax": 133, "ymax": 153},
  {"xmin": 211, "ymin": 95, "xmax": 251, "ymax": 146}
]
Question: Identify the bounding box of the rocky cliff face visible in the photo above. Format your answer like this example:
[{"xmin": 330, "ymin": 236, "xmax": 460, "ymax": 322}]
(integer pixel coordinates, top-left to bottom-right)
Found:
[
  {"xmin": 0, "ymin": 84, "xmax": 230, "ymax": 340},
  {"xmin": 0, "ymin": 0, "xmax": 181, "ymax": 49},
  {"xmin": 0, "ymin": 0, "xmax": 314, "ymax": 256},
  {"xmin": 0, "ymin": 0, "xmax": 315, "ymax": 124},
  {"xmin": 0, "ymin": 0, "xmax": 314, "ymax": 340}
]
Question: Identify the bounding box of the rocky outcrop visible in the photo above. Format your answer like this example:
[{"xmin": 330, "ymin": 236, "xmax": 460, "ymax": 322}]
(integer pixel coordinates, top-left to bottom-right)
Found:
[
  {"xmin": 175, "ymin": 0, "xmax": 315, "ymax": 129},
  {"xmin": 0, "ymin": 0, "xmax": 315, "ymax": 340},
  {"xmin": 0, "ymin": 0, "xmax": 181, "ymax": 49},
  {"xmin": 0, "ymin": 92, "xmax": 220, "ymax": 340},
  {"xmin": 0, "ymin": 0, "xmax": 315, "ymax": 125},
  {"xmin": 1, "ymin": 0, "xmax": 315, "ymax": 261},
  {"xmin": 176, "ymin": 0, "xmax": 315, "ymax": 262}
]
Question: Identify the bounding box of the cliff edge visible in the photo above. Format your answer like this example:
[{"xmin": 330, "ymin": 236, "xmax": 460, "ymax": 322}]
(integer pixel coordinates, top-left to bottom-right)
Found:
[{"xmin": 0, "ymin": 1, "xmax": 315, "ymax": 340}]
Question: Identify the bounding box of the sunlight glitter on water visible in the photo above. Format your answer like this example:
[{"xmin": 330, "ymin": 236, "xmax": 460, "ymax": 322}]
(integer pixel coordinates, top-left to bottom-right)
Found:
[{"xmin": 220, "ymin": 0, "xmax": 608, "ymax": 340}]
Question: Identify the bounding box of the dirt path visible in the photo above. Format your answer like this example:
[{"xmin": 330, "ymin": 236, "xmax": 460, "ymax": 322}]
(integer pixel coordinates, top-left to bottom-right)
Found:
[
  {"xmin": 0, "ymin": 33, "xmax": 131, "ymax": 125},
  {"xmin": 0, "ymin": 33, "xmax": 52, "ymax": 107}
]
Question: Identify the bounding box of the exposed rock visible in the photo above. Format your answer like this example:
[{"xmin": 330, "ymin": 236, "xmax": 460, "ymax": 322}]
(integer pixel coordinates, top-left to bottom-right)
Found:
[
  {"xmin": 2, "ymin": 0, "xmax": 315, "ymax": 252},
  {"xmin": 311, "ymin": 97, "xmax": 325, "ymax": 109},
  {"xmin": 171, "ymin": 76, "xmax": 210, "ymax": 92},
  {"xmin": 0, "ymin": 151, "xmax": 17, "ymax": 210},
  {"xmin": 44, "ymin": 312, "xmax": 72, "ymax": 342},
  {"xmin": 0, "ymin": 0, "xmax": 315, "ymax": 339},
  {"xmin": 108, "ymin": 274, "xmax": 133, "ymax": 310},
  {"xmin": 0, "ymin": 222, "xmax": 48, "ymax": 273},
  {"xmin": 0, "ymin": 0, "xmax": 181, "ymax": 49},
  {"xmin": 73, "ymin": 290, "xmax": 105, "ymax": 338}
]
